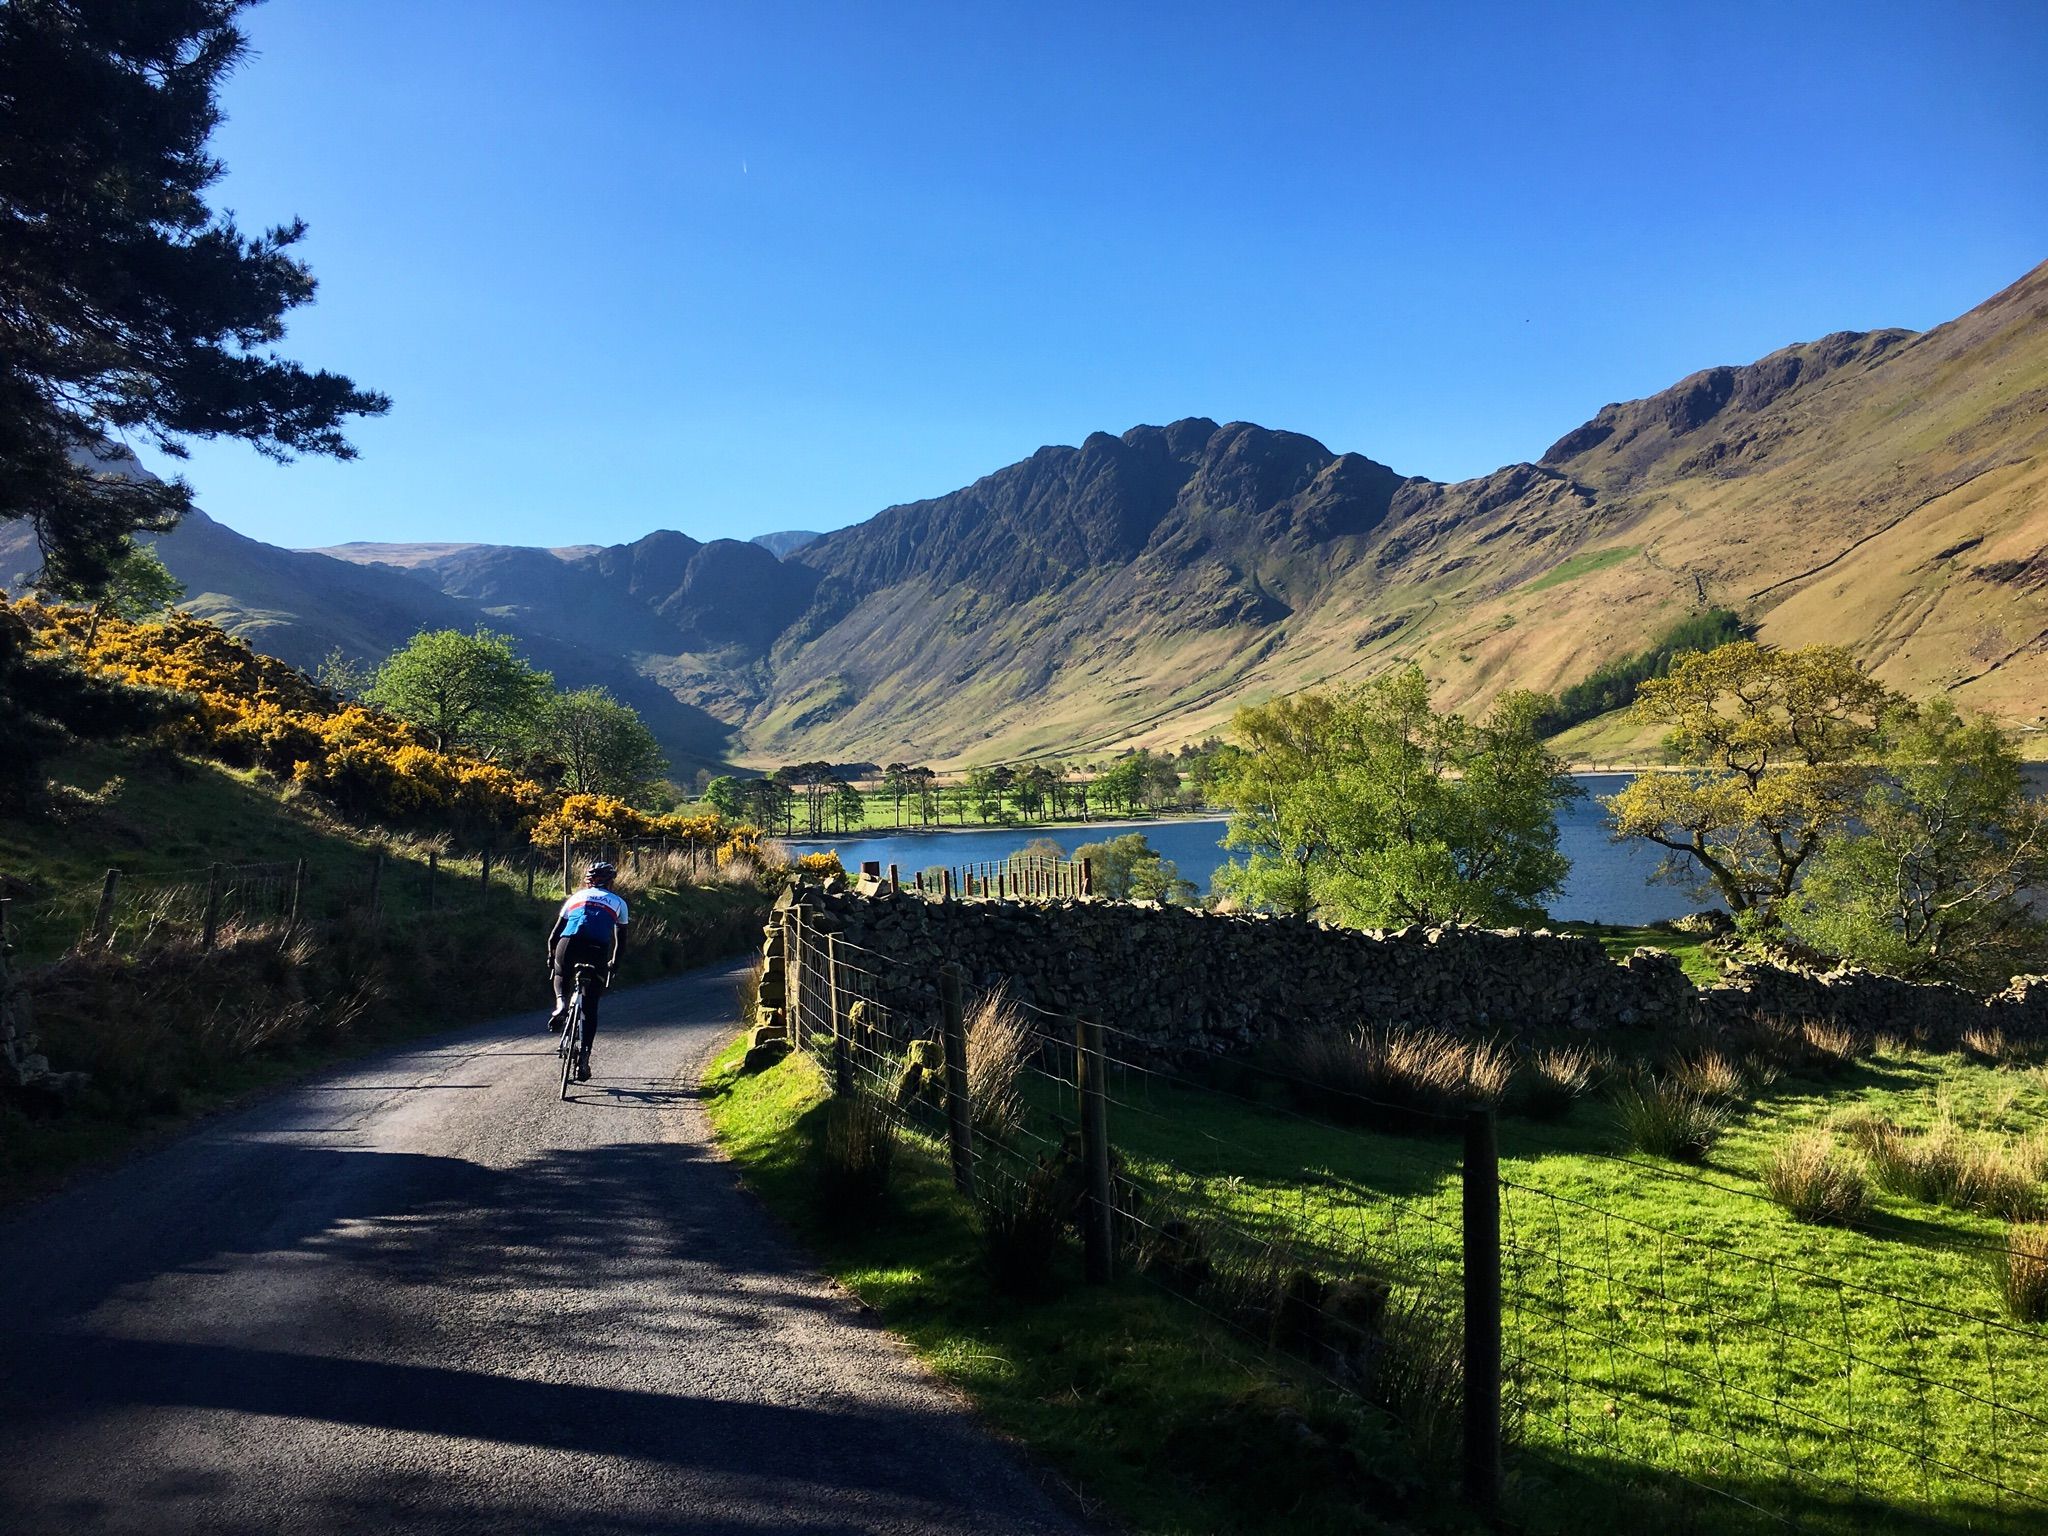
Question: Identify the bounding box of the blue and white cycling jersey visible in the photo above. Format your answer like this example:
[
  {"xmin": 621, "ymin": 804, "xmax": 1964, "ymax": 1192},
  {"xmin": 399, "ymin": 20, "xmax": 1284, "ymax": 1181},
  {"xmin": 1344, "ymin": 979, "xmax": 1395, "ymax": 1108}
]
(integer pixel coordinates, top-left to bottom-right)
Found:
[{"xmin": 558, "ymin": 887, "xmax": 629, "ymax": 944}]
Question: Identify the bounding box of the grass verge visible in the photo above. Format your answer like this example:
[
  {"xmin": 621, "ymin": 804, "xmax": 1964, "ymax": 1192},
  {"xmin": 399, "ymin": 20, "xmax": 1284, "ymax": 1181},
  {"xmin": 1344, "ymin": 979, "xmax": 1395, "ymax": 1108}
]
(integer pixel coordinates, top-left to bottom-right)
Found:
[{"xmin": 701, "ymin": 1039, "xmax": 1459, "ymax": 1536}]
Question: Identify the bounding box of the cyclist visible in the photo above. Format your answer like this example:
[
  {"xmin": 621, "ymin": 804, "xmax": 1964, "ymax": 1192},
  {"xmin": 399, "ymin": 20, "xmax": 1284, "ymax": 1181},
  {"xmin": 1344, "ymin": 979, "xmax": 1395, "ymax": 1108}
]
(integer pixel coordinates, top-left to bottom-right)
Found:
[{"xmin": 546, "ymin": 860, "xmax": 628, "ymax": 1082}]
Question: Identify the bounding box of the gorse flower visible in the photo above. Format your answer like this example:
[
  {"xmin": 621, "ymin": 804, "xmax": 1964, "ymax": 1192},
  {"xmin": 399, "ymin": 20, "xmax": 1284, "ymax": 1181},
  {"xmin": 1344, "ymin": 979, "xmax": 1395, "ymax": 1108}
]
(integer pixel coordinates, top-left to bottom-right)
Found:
[{"xmin": 10, "ymin": 597, "xmax": 750, "ymax": 850}]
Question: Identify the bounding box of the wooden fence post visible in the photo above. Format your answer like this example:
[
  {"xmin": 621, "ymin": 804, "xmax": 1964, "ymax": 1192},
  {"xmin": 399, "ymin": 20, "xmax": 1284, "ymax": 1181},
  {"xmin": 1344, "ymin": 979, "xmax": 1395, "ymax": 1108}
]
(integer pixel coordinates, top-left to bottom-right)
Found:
[
  {"xmin": 1463, "ymin": 1105, "xmax": 1503, "ymax": 1515},
  {"xmin": 888, "ymin": 863, "xmax": 899, "ymax": 892},
  {"xmin": 201, "ymin": 862, "xmax": 223, "ymax": 951},
  {"xmin": 367, "ymin": 853, "xmax": 384, "ymax": 919},
  {"xmin": 1080, "ymin": 857, "xmax": 1094, "ymax": 897},
  {"xmin": 827, "ymin": 932, "xmax": 850, "ymax": 1095},
  {"xmin": 92, "ymin": 868, "xmax": 121, "ymax": 941},
  {"xmin": 939, "ymin": 964, "xmax": 975, "ymax": 1198},
  {"xmin": 480, "ymin": 847, "xmax": 493, "ymax": 903},
  {"xmin": 1076, "ymin": 1013, "xmax": 1113, "ymax": 1283},
  {"xmin": 426, "ymin": 850, "xmax": 438, "ymax": 913},
  {"xmin": 560, "ymin": 834, "xmax": 572, "ymax": 896},
  {"xmin": 288, "ymin": 858, "xmax": 307, "ymax": 933},
  {"xmin": 525, "ymin": 858, "xmax": 535, "ymax": 899}
]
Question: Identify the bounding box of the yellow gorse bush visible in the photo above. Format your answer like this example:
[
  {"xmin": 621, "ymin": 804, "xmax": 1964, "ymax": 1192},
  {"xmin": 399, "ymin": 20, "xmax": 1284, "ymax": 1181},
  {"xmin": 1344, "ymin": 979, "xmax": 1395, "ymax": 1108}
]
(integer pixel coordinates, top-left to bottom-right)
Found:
[
  {"xmin": 9, "ymin": 597, "xmax": 747, "ymax": 849},
  {"xmin": 525, "ymin": 796, "xmax": 746, "ymax": 852}
]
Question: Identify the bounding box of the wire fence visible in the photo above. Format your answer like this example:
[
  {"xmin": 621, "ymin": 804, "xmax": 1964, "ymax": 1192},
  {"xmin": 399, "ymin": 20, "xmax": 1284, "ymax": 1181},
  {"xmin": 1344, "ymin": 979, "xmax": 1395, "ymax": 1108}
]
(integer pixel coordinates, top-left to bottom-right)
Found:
[
  {"xmin": 769, "ymin": 892, "xmax": 2048, "ymax": 1533},
  {"xmin": 0, "ymin": 839, "xmax": 687, "ymax": 964}
]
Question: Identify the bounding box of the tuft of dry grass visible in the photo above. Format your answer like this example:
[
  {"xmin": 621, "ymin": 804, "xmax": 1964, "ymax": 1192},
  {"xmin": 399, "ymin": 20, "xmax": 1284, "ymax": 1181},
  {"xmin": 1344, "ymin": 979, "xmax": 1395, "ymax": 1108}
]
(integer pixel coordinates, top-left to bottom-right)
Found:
[
  {"xmin": 1763, "ymin": 1132, "xmax": 1872, "ymax": 1226},
  {"xmin": 1960, "ymin": 1026, "xmax": 2036, "ymax": 1066},
  {"xmin": 734, "ymin": 957, "xmax": 764, "ymax": 1029},
  {"xmin": 1274, "ymin": 1026, "xmax": 1510, "ymax": 1134},
  {"xmin": 813, "ymin": 1090, "xmax": 897, "ymax": 1225},
  {"xmin": 977, "ymin": 1161, "xmax": 1068, "ymax": 1298},
  {"xmin": 1513, "ymin": 1044, "xmax": 1602, "ymax": 1120},
  {"xmin": 1798, "ymin": 1019, "xmax": 1861, "ymax": 1074},
  {"xmin": 1846, "ymin": 1115, "xmax": 2046, "ymax": 1220},
  {"xmin": 2004, "ymin": 1224, "xmax": 2048, "ymax": 1323},
  {"xmin": 964, "ymin": 986, "xmax": 1032, "ymax": 1144},
  {"xmin": 1670, "ymin": 1050, "xmax": 1746, "ymax": 1102}
]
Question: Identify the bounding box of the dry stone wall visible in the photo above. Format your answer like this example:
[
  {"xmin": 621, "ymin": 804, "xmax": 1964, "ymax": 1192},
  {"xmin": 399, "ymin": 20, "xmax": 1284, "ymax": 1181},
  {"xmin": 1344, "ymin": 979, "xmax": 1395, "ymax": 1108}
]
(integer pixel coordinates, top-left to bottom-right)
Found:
[{"xmin": 772, "ymin": 880, "xmax": 2048, "ymax": 1052}]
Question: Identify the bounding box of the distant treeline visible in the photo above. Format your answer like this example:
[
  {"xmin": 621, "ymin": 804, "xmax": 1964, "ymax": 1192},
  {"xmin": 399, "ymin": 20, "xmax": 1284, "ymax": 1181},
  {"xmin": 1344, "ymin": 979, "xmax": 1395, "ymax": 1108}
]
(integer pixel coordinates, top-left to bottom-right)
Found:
[{"xmin": 1535, "ymin": 608, "xmax": 1751, "ymax": 737}]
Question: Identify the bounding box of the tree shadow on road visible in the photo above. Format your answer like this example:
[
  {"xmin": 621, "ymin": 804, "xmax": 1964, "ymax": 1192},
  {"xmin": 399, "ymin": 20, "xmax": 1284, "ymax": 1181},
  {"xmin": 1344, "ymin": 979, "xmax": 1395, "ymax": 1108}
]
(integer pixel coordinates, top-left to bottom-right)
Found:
[{"xmin": 0, "ymin": 1128, "xmax": 1074, "ymax": 1534}]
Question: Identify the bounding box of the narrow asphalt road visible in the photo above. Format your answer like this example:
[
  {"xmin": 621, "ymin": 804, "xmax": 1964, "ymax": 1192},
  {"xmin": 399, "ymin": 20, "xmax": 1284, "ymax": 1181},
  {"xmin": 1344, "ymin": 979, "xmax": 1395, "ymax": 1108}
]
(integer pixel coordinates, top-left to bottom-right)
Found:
[{"xmin": 0, "ymin": 960, "xmax": 1087, "ymax": 1535}]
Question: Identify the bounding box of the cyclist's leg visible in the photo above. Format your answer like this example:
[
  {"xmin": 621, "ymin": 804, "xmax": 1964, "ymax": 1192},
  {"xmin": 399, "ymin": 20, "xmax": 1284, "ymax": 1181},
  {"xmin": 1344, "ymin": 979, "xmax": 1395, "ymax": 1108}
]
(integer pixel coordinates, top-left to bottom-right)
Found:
[
  {"xmin": 581, "ymin": 967, "xmax": 605, "ymax": 1058},
  {"xmin": 547, "ymin": 937, "xmax": 572, "ymax": 1030},
  {"xmin": 581, "ymin": 966, "xmax": 602, "ymax": 1056},
  {"xmin": 569, "ymin": 944, "xmax": 605, "ymax": 1072}
]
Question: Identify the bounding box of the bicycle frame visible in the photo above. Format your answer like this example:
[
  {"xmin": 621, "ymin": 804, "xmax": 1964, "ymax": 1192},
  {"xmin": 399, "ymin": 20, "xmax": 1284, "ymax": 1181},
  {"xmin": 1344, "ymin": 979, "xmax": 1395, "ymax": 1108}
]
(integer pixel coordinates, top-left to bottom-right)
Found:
[{"xmin": 558, "ymin": 963, "xmax": 598, "ymax": 1100}]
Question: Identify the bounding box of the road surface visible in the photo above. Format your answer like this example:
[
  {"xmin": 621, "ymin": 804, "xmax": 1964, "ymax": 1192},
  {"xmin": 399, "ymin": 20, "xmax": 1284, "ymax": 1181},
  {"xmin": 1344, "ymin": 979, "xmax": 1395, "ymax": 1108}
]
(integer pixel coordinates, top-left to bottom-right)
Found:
[{"xmin": 0, "ymin": 960, "xmax": 1086, "ymax": 1535}]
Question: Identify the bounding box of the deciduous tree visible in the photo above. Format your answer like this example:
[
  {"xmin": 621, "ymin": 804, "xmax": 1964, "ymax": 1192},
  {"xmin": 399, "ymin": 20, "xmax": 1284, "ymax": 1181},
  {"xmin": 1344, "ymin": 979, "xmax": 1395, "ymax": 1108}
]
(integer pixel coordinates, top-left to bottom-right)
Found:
[
  {"xmin": 365, "ymin": 628, "xmax": 552, "ymax": 760},
  {"xmin": 1784, "ymin": 699, "xmax": 2048, "ymax": 986},
  {"xmin": 1607, "ymin": 642, "xmax": 1897, "ymax": 919},
  {"xmin": 541, "ymin": 686, "xmax": 666, "ymax": 800},
  {"xmin": 1072, "ymin": 831, "xmax": 1192, "ymax": 903},
  {"xmin": 1218, "ymin": 667, "xmax": 1578, "ymax": 926},
  {"xmin": 70, "ymin": 541, "xmax": 182, "ymax": 650}
]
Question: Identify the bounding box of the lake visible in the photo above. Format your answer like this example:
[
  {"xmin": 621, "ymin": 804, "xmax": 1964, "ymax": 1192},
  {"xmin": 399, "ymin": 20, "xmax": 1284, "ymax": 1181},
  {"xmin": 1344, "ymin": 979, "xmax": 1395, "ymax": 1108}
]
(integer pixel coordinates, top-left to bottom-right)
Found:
[{"xmin": 788, "ymin": 774, "xmax": 1707, "ymax": 926}]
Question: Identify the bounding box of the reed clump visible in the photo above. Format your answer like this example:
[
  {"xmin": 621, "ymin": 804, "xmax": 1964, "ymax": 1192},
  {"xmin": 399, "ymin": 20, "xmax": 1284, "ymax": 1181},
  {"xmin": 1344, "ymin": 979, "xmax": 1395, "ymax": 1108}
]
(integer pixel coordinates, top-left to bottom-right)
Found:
[
  {"xmin": 1763, "ymin": 1131, "xmax": 1872, "ymax": 1227},
  {"xmin": 2002, "ymin": 1224, "xmax": 2048, "ymax": 1323},
  {"xmin": 1274, "ymin": 1026, "xmax": 1510, "ymax": 1134},
  {"xmin": 1843, "ymin": 1115, "xmax": 2046, "ymax": 1220},
  {"xmin": 1610, "ymin": 1076, "xmax": 1730, "ymax": 1162}
]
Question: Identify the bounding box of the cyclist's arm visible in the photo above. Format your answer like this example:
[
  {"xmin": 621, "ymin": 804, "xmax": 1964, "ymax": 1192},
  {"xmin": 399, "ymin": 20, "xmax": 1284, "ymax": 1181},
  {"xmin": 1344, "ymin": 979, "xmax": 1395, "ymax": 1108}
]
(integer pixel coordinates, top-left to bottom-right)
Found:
[{"xmin": 546, "ymin": 913, "xmax": 567, "ymax": 964}]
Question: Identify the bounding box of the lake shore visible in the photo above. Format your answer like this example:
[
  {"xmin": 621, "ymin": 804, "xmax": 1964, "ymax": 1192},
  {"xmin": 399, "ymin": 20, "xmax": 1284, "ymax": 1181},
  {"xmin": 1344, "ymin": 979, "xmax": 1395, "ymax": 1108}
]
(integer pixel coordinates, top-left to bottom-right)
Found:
[{"xmin": 784, "ymin": 812, "xmax": 1222, "ymax": 846}]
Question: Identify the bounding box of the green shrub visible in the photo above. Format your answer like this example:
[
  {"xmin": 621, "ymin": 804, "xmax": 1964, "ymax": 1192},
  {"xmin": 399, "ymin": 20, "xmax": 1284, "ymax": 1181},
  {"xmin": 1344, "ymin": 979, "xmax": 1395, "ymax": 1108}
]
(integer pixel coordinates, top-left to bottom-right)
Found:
[
  {"xmin": 1610, "ymin": 1078, "xmax": 1729, "ymax": 1162},
  {"xmin": 1763, "ymin": 1132, "xmax": 1871, "ymax": 1226}
]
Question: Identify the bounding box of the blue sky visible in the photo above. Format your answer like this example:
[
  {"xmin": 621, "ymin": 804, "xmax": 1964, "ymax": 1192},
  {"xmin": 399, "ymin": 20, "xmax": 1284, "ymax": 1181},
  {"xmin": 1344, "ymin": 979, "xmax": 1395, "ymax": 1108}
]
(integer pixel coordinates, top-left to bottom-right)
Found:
[{"xmin": 167, "ymin": 0, "xmax": 2046, "ymax": 552}]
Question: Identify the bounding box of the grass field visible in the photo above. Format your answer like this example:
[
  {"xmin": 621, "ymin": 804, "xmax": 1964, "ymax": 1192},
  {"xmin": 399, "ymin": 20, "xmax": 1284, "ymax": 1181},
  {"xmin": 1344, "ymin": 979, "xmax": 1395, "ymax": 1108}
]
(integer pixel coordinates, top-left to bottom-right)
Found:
[
  {"xmin": 0, "ymin": 744, "xmax": 579, "ymax": 962},
  {"xmin": 1091, "ymin": 1041, "xmax": 2048, "ymax": 1534},
  {"xmin": 709, "ymin": 1008, "xmax": 2048, "ymax": 1535},
  {"xmin": 1520, "ymin": 546, "xmax": 1642, "ymax": 595}
]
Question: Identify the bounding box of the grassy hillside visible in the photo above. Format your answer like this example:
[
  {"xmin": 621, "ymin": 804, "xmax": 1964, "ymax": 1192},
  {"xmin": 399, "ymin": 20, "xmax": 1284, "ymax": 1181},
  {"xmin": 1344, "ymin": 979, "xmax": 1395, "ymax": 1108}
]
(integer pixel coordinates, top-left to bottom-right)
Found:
[
  {"xmin": 1, "ymin": 739, "xmax": 776, "ymax": 1198},
  {"xmin": 738, "ymin": 262, "xmax": 2045, "ymax": 766}
]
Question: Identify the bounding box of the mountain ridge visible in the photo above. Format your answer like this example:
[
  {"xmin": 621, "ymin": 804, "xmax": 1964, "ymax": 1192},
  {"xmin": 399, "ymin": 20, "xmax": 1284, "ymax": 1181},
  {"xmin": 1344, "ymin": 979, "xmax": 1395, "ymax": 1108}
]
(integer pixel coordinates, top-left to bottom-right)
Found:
[{"xmin": 7, "ymin": 260, "xmax": 2043, "ymax": 771}]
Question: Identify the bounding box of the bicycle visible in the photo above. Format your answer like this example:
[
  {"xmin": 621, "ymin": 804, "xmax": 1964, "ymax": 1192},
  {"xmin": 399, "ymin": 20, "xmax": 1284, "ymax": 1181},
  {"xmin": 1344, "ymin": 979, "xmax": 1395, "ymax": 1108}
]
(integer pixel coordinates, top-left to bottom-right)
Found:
[{"xmin": 558, "ymin": 961, "xmax": 599, "ymax": 1100}]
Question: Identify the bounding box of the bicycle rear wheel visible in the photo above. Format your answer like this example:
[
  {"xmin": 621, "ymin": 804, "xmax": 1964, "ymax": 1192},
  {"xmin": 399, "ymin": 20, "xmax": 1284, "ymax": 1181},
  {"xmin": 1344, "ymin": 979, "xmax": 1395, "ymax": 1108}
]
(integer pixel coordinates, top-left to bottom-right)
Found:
[{"xmin": 559, "ymin": 1000, "xmax": 579, "ymax": 1100}]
